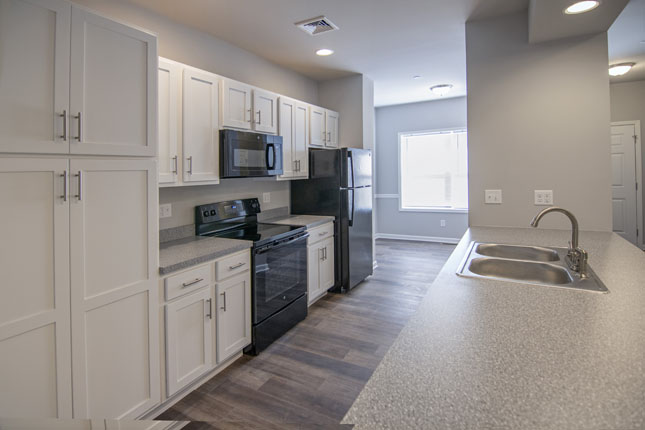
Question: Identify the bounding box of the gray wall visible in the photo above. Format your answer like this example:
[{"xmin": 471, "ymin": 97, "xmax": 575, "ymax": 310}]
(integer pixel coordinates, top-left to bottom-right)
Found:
[
  {"xmin": 610, "ymin": 80, "xmax": 645, "ymax": 239},
  {"xmin": 466, "ymin": 11, "xmax": 612, "ymax": 231},
  {"xmin": 70, "ymin": 0, "xmax": 320, "ymax": 230},
  {"xmin": 374, "ymin": 97, "xmax": 469, "ymax": 241}
]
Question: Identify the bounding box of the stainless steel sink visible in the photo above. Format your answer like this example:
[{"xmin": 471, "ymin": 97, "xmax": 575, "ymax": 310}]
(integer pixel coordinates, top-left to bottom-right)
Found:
[
  {"xmin": 475, "ymin": 243, "xmax": 559, "ymax": 262},
  {"xmin": 456, "ymin": 242, "xmax": 608, "ymax": 293}
]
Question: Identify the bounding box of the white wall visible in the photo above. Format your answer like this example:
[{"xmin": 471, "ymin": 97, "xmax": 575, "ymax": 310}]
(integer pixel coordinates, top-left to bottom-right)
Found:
[
  {"xmin": 318, "ymin": 75, "xmax": 364, "ymax": 149},
  {"xmin": 374, "ymin": 97, "xmax": 469, "ymax": 241},
  {"xmin": 70, "ymin": 0, "xmax": 320, "ymax": 230},
  {"xmin": 610, "ymin": 80, "xmax": 645, "ymax": 232},
  {"xmin": 466, "ymin": 11, "xmax": 612, "ymax": 231}
]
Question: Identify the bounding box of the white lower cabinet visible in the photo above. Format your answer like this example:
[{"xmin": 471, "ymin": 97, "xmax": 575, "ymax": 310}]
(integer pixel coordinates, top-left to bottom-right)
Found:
[
  {"xmin": 165, "ymin": 287, "xmax": 213, "ymax": 397},
  {"xmin": 216, "ymin": 273, "xmax": 251, "ymax": 363},
  {"xmin": 307, "ymin": 222, "xmax": 335, "ymax": 305}
]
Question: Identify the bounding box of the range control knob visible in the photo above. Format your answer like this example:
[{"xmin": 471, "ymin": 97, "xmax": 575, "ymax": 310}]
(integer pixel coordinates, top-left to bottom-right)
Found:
[
  {"xmin": 202, "ymin": 210, "xmax": 209, "ymax": 218},
  {"xmin": 210, "ymin": 210, "xmax": 216, "ymax": 216}
]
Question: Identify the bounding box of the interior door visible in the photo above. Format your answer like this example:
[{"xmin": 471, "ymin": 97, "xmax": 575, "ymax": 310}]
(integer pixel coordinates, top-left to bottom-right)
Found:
[
  {"xmin": 0, "ymin": 158, "xmax": 72, "ymax": 418},
  {"xmin": 220, "ymin": 79, "xmax": 252, "ymax": 130},
  {"xmin": 69, "ymin": 6, "xmax": 157, "ymax": 156},
  {"xmin": 253, "ymin": 89, "xmax": 278, "ymax": 134},
  {"xmin": 183, "ymin": 68, "xmax": 220, "ymax": 183},
  {"xmin": 0, "ymin": 0, "xmax": 70, "ymax": 154},
  {"xmin": 278, "ymin": 97, "xmax": 295, "ymax": 179},
  {"xmin": 158, "ymin": 58, "xmax": 180, "ymax": 184},
  {"xmin": 69, "ymin": 158, "xmax": 160, "ymax": 419},
  {"xmin": 610, "ymin": 123, "xmax": 638, "ymax": 244}
]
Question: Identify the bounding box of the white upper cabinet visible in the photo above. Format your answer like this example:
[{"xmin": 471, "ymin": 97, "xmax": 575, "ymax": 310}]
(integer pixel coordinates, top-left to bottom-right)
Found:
[
  {"xmin": 69, "ymin": 7, "xmax": 157, "ymax": 156},
  {"xmin": 309, "ymin": 105, "xmax": 326, "ymax": 147},
  {"xmin": 182, "ymin": 68, "xmax": 220, "ymax": 184},
  {"xmin": 294, "ymin": 102, "xmax": 309, "ymax": 177},
  {"xmin": 0, "ymin": 0, "xmax": 71, "ymax": 154},
  {"xmin": 253, "ymin": 89, "xmax": 278, "ymax": 134},
  {"xmin": 278, "ymin": 97, "xmax": 309, "ymax": 180},
  {"xmin": 158, "ymin": 58, "xmax": 181, "ymax": 184},
  {"xmin": 325, "ymin": 110, "xmax": 339, "ymax": 148},
  {"xmin": 220, "ymin": 79, "xmax": 252, "ymax": 130}
]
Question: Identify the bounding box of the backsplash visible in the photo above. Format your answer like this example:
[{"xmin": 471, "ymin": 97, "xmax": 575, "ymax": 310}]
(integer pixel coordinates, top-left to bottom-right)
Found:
[{"xmin": 159, "ymin": 178, "xmax": 290, "ymax": 229}]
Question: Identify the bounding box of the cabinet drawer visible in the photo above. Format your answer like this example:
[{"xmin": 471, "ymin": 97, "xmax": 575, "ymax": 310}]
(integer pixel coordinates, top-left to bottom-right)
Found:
[
  {"xmin": 215, "ymin": 251, "xmax": 250, "ymax": 281},
  {"xmin": 307, "ymin": 222, "xmax": 334, "ymax": 245},
  {"xmin": 165, "ymin": 264, "xmax": 212, "ymax": 301}
]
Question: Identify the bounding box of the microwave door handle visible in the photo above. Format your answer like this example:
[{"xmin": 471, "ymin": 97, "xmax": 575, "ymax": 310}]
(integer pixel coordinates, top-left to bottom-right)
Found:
[{"xmin": 266, "ymin": 143, "xmax": 276, "ymax": 170}]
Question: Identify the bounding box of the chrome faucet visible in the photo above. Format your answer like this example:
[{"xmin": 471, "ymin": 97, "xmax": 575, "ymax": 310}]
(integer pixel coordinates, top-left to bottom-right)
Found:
[{"xmin": 530, "ymin": 207, "xmax": 588, "ymax": 277}]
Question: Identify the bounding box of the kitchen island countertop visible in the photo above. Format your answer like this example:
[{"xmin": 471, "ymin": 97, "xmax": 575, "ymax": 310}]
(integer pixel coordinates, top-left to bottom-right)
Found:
[{"xmin": 342, "ymin": 226, "xmax": 645, "ymax": 429}]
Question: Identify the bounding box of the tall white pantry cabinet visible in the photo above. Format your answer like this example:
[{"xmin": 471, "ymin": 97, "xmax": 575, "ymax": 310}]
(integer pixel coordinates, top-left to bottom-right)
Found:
[{"xmin": 0, "ymin": 0, "xmax": 160, "ymax": 420}]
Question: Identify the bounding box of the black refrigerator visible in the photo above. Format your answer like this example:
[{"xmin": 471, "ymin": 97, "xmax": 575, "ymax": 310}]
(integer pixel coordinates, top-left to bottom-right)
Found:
[{"xmin": 291, "ymin": 148, "xmax": 373, "ymax": 292}]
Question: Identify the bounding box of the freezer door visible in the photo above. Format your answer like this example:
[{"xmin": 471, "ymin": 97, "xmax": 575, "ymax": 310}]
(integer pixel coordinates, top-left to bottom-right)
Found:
[
  {"xmin": 347, "ymin": 186, "xmax": 373, "ymax": 289},
  {"xmin": 347, "ymin": 148, "xmax": 372, "ymax": 189}
]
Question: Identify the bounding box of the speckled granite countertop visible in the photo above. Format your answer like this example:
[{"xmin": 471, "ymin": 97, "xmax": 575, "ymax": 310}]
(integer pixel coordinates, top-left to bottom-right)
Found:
[
  {"xmin": 343, "ymin": 227, "xmax": 645, "ymax": 430},
  {"xmin": 263, "ymin": 214, "xmax": 335, "ymax": 229},
  {"xmin": 159, "ymin": 236, "xmax": 251, "ymax": 275}
]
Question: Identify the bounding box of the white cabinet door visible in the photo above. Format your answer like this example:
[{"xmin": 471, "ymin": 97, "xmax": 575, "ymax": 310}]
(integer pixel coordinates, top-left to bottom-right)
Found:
[
  {"xmin": 319, "ymin": 237, "xmax": 335, "ymax": 292},
  {"xmin": 216, "ymin": 273, "xmax": 251, "ymax": 363},
  {"xmin": 310, "ymin": 106, "xmax": 326, "ymax": 147},
  {"xmin": 158, "ymin": 58, "xmax": 180, "ymax": 184},
  {"xmin": 183, "ymin": 68, "xmax": 220, "ymax": 184},
  {"xmin": 0, "ymin": 0, "xmax": 70, "ymax": 154},
  {"xmin": 69, "ymin": 158, "xmax": 160, "ymax": 419},
  {"xmin": 220, "ymin": 79, "xmax": 252, "ymax": 130},
  {"xmin": 325, "ymin": 110, "xmax": 339, "ymax": 148},
  {"xmin": 165, "ymin": 288, "xmax": 214, "ymax": 397},
  {"xmin": 293, "ymin": 102, "xmax": 309, "ymax": 178},
  {"xmin": 278, "ymin": 97, "xmax": 295, "ymax": 179},
  {"xmin": 69, "ymin": 6, "xmax": 157, "ymax": 156},
  {"xmin": 253, "ymin": 89, "xmax": 278, "ymax": 134},
  {"xmin": 307, "ymin": 245, "xmax": 321, "ymax": 306},
  {"xmin": 0, "ymin": 158, "xmax": 72, "ymax": 418}
]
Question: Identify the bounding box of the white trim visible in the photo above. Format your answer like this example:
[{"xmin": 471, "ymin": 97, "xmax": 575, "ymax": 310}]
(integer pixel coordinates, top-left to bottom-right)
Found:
[
  {"xmin": 375, "ymin": 233, "xmax": 460, "ymax": 244},
  {"xmin": 375, "ymin": 193, "xmax": 399, "ymax": 198},
  {"xmin": 611, "ymin": 120, "xmax": 643, "ymax": 250},
  {"xmin": 399, "ymin": 207, "xmax": 468, "ymax": 214}
]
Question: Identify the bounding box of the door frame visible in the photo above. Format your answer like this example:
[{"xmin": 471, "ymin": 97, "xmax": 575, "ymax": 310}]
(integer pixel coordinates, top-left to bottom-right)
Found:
[{"xmin": 612, "ymin": 120, "xmax": 643, "ymax": 249}]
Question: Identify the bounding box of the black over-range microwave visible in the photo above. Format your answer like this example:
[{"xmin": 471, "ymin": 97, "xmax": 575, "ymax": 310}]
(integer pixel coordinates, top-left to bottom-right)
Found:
[{"xmin": 220, "ymin": 129, "xmax": 283, "ymax": 178}]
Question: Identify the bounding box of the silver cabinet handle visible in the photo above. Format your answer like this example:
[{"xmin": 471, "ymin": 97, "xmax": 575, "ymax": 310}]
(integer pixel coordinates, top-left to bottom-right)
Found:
[
  {"xmin": 187, "ymin": 156, "xmax": 193, "ymax": 175},
  {"xmin": 74, "ymin": 171, "xmax": 82, "ymax": 201},
  {"xmin": 322, "ymin": 130, "xmax": 326, "ymax": 141},
  {"xmin": 319, "ymin": 247, "xmax": 324, "ymax": 261},
  {"xmin": 327, "ymin": 131, "xmax": 331, "ymax": 142},
  {"xmin": 172, "ymin": 155, "xmax": 178, "ymax": 174},
  {"xmin": 220, "ymin": 291, "xmax": 227, "ymax": 311},
  {"xmin": 247, "ymin": 109, "xmax": 252, "ymax": 123},
  {"xmin": 59, "ymin": 110, "xmax": 67, "ymax": 141},
  {"xmin": 206, "ymin": 298, "xmax": 212, "ymax": 319},
  {"xmin": 181, "ymin": 277, "xmax": 203, "ymax": 288},
  {"xmin": 61, "ymin": 171, "xmax": 68, "ymax": 202},
  {"xmin": 297, "ymin": 160, "xmax": 301, "ymax": 172},
  {"xmin": 228, "ymin": 262, "xmax": 245, "ymax": 270},
  {"xmin": 74, "ymin": 112, "xmax": 82, "ymax": 141},
  {"xmin": 323, "ymin": 247, "xmax": 328, "ymax": 260},
  {"xmin": 318, "ymin": 231, "xmax": 327, "ymax": 237},
  {"xmin": 256, "ymin": 110, "xmax": 261, "ymax": 125}
]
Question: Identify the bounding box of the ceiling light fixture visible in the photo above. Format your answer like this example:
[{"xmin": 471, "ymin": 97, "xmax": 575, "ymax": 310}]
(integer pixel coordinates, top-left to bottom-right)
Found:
[
  {"xmin": 564, "ymin": 1, "xmax": 600, "ymax": 14},
  {"xmin": 413, "ymin": 75, "xmax": 422, "ymax": 80},
  {"xmin": 316, "ymin": 48, "xmax": 334, "ymax": 56},
  {"xmin": 608, "ymin": 62, "xmax": 635, "ymax": 76},
  {"xmin": 430, "ymin": 84, "xmax": 453, "ymax": 96}
]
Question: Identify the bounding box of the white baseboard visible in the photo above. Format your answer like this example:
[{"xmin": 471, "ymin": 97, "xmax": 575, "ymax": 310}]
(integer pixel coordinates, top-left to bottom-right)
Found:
[{"xmin": 375, "ymin": 232, "xmax": 460, "ymax": 244}]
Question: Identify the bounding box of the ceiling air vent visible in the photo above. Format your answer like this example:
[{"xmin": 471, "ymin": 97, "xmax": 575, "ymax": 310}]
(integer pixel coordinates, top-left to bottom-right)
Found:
[{"xmin": 295, "ymin": 16, "xmax": 339, "ymax": 36}]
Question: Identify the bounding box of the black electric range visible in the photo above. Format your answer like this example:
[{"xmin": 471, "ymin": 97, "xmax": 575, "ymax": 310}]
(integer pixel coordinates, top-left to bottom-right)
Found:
[{"xmin": 195, "ymin": 198, "xmax": 309, "ymax": 354}]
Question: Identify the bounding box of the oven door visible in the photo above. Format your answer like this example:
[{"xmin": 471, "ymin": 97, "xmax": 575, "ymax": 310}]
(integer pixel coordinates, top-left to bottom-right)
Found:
[
  {"xmin": 253, "ymin": 234, "xmax": 308, "ymax": 324},
  {"xmin": 220, "ymin": 130, "xmax": 283, "ymax": 177}
]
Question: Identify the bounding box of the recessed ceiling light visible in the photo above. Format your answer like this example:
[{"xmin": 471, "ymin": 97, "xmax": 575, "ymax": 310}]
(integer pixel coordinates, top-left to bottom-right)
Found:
[
  {"xmin": 564, "ymin": 1, "xmax": 600, "ymax": 14},
  {"xmin": 430, "ymin": 84, "xmax": 453, "ymax": 96},
  {"xmin": 413, "ymin": 75, "xmax": 422, "ymax": 80},
  {"xmin": 316, "ymin": 48, "xmax": 334, "ymax": 56},
  {"xmin": 609, "ymin": 62, "xmax": 636, "ymax": 76}
]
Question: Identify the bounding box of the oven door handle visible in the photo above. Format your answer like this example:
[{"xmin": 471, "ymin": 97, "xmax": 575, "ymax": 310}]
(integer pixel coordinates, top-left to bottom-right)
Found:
[
  {"xmin": 255, "ymin": 233, "xmax": 309, "ymax": 254},
  {"xmin": 266, "ymin": 143, "xmax": 276, "ymax": 170}
]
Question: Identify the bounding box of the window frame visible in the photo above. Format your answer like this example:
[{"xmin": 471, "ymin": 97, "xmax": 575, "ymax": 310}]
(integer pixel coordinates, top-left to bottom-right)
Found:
[{"xmin": 397, "ymin": 128, "xmax": 469, "ymax": 214}]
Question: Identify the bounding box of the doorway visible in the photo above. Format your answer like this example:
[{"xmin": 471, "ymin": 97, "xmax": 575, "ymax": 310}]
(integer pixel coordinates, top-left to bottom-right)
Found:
[{"xmin": 610, "ymin": 121, "xmax": 642, "ymax": 247}]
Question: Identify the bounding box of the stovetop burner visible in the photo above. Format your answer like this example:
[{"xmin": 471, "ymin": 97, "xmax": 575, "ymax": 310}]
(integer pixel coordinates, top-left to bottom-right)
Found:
[{"xmin": 203, "ymin": 223, "xmax": 305, "ymax": 247}]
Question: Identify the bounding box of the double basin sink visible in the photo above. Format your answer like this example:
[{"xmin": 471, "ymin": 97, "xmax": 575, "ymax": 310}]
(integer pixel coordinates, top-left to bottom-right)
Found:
[{"xmin": 456, "ymin": 242, "xmax": 608, "ymax": 292}]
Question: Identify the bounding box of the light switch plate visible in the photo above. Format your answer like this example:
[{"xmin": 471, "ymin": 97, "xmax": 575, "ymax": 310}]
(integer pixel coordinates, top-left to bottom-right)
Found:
[
  {"xmin": 159, "ymin": 203, "xmax": 172, "ymax": 218},
  {"xmin": 263, "ymin": 192, "xmax": 271, "ymax": 203},
  {"xmin": 534, "ymin": 190, "xmax": 553, "ymax": 205},
  {"xmin": 485, "ymin": 189, "xmax": 502, "ymax": 204}
]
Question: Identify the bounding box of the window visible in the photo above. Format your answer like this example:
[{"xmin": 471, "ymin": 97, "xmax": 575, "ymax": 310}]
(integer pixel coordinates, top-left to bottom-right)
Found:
[{"xmin": 399, "ymin": 129, "xmax": 468, "ymax": 212}]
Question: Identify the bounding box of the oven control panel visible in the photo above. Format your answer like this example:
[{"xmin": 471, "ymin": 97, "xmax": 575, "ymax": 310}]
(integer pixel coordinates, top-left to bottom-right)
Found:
[{"xmin": 195, "ymin": 198, "xmax": 261, "ymax": 225}]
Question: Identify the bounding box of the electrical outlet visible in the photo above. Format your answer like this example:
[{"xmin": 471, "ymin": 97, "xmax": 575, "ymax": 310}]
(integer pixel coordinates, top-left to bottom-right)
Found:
[
  {"xmin": 440, "ymin": 219, "xmax": 446, "ymax": 227},
  {"xmin": 159, "ymin": 203, "xmax": 172, "ymax": 219},
  {"xmin": 534, "ymin": 190, "xmax": 553, "ymax": 206},
  {"xmin": 263, "ymin": 192, "xmax": 271, "ymax": 203},
  {"xmin": 485, "ymin": 189, "xmax": 502, "ymax": 204}
]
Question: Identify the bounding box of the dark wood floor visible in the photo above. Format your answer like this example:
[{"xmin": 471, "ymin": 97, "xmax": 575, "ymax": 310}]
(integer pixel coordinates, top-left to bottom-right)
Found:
[{"xmin": 158, "ymin": 239, "xmax": 455, "ymax": 429}]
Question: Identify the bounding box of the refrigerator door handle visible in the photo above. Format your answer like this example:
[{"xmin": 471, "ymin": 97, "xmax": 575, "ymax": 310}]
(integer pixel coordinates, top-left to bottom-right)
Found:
[
  {"xmin": 348, "ymin": 150, "xmax": 355, "ymax": 189},
  {"xmin": 348, "ymin": 189, "xmax": 355, "ymax": 227}
]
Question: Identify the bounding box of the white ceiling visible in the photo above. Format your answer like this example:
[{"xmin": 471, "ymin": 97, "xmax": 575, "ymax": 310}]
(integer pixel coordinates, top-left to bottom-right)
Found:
[
  {"xmin": 608, "ymin": 0, "xmax": 645, "ymax": 83},
  {"xmin": 124, "ymin": 0, "xmax": 639, "ymax": 106}
]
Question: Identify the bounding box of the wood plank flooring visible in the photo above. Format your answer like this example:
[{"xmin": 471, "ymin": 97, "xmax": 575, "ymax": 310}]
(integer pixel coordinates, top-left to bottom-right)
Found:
[{"xmin": 158, "ymin": 239, "xmax": 455, "ymax": 429}]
